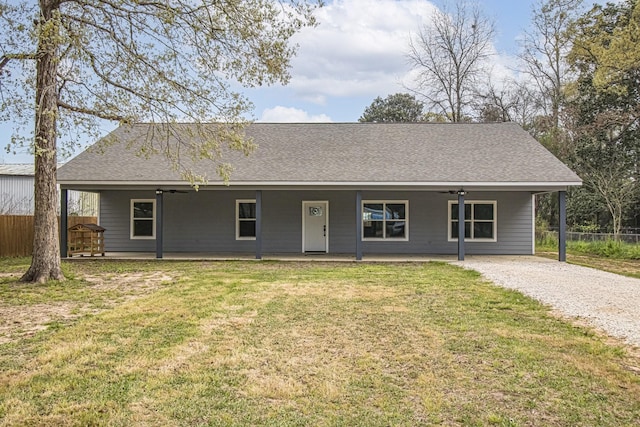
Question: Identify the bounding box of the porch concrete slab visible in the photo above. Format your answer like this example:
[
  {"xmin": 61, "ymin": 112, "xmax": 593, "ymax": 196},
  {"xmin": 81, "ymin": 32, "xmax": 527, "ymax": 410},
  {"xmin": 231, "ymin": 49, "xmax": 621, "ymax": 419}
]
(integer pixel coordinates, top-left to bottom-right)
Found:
[{"xmin": 65, "ymin": 252, "xmax": 460, "ymax": 262}]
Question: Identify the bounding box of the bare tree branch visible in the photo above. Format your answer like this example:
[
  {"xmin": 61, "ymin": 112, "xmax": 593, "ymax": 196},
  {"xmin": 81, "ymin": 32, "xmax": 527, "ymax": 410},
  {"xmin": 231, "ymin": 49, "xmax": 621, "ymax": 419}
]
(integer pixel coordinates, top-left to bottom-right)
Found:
[
  {"xmin": 518, "ymin": 0, "xmax": 584, "ymax": 129},
  {"xmin": 406, "ymin": 1, "xmax": 495, "ymax": 122}
]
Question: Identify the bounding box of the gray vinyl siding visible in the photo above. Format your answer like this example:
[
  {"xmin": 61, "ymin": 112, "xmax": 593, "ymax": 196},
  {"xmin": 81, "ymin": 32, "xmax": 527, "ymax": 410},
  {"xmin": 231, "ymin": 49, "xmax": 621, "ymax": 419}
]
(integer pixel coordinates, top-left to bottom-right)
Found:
[
  {"xmin": 100, "ymin": 191, "xmax": 154, "ymax": 252},
  {"xmin": 359, "ymin": 191, "xmax": 532, "ymax": 255},
  {"xmin": 440, "ymin": 191, "xmax": 533, "ymax": 255},
  {"xmin": 100, "ymin": 190, "xmax": 257, "ymax": 252},
  {"xmin": 164, "ymin": 190, "xmax": 257, "ymax": 252},
  {"xmin": 98, "ymin": 189, "xmax": 533, "ymax": 255},
  {"xmin": 262, "ymin": 190, "xmax": 355, "ymax": 253}
]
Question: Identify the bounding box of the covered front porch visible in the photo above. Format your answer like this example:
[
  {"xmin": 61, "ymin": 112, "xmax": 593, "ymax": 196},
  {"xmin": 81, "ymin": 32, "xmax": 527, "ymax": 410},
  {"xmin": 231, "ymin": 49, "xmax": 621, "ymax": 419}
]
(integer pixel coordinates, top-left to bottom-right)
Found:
[{"xmin": 59, "ymin": 188, "xmax": 570, "ymax": 262}]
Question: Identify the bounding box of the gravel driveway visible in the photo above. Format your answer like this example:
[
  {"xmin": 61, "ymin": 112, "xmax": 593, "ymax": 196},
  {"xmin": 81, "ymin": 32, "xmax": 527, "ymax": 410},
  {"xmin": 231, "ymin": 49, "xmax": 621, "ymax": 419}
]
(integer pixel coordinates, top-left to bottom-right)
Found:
[{"xmin": 452, "ymin": 256, "xmax": 640, "ymax": 348}]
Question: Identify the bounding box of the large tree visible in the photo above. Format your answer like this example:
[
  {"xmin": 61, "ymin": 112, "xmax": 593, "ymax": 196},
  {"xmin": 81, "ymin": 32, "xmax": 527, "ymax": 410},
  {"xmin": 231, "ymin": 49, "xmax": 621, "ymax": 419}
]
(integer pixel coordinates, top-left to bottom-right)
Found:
[
  {"xmin": 565, "ymin": 0, "xmax": 640, "ymax": 236},
  {"xmin": 518, "ymin": 0, "xmax": 584, "ymax": 158},
  {"xmin": 576, "ymin": 0, "xmax": 640, "ymax": 96},
  {"xmin": 406, "ymin": 0, "xmax": 495, "ymax": 122},
  {"xmin": 516, "ymin": 0, "xmax": 584, "ymax": 231},
  {"xmin": 358, "ymin": 93, "xmax": 424, "ymax": 123},
  {"xmin": 0, "ymin": 0, "xmax": 319, "ymax": 283}
]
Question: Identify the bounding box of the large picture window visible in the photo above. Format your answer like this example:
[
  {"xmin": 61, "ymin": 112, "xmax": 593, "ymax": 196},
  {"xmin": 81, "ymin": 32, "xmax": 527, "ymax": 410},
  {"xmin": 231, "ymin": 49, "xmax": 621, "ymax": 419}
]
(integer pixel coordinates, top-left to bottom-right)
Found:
[
  {"xmin": 448, "ymin": 200, "xmax": 497, "ymax": 242},
  {"xmin": 130, "ymin": 199, "xmax": 155, "ymax": 239},
  {"xmin": 362, "ymin": 201, "xmax": 408, "ymax": 240},
  {"xmin": 236, "ymin": 200, "xmax": 256, "ymax": 240}
]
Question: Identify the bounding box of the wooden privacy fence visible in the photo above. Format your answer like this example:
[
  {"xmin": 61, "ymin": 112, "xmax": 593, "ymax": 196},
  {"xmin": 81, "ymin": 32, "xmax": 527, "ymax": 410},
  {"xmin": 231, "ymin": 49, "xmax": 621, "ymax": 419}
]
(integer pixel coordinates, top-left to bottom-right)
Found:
[{"xmin": 0, "ymin": 215, "xmax": 98, "ymax": 257}]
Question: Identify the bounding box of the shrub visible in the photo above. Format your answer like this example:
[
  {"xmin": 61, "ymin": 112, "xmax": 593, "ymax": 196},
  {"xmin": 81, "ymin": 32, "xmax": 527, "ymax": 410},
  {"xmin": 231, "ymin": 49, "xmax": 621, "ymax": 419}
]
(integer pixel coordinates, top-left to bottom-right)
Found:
[
  {"xmin": 575, "ymin": 222, "xmax": 600, "ymax": 233},
  {"xmin": 536, "ymin": 231, "xmax": 558, "ymax": 249},
  {"xmin": 536, "ymin": 234, "xmax": 640, "ymax": 260},
  {"xmin": 568, "ymin": 239, "xmax": 640, "ymax": 260}
]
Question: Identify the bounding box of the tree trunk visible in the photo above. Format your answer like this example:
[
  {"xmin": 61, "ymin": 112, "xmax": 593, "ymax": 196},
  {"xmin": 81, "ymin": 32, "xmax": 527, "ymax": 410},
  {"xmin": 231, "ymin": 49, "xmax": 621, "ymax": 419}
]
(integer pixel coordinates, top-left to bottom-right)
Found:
[
  {"xmin": 20, "ymin": 3, "xmax": 64, "ymax": 283},
  {"xmin": 611, "ymin": 205, "xmax": 622, "ymax": 240}
]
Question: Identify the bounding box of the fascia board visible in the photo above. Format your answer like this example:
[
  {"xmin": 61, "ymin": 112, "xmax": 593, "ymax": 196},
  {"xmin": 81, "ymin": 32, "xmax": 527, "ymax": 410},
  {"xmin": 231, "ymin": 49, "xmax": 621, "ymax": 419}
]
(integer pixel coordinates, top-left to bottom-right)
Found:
[{"xmin": 58, "ymin": 180, "xmax": 582, "ymax": 192}]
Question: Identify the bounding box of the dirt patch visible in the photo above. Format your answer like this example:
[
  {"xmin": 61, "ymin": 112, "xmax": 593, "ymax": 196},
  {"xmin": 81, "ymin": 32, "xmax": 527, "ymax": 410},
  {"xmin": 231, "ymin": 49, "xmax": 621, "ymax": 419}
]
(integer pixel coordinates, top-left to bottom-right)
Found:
[
  {"xmin": 0, "ymin": 302, "xmax": 98, "ymax": 345},
  {"xmin": 82, "ymin": 271, "xmax": 173, "ymax": 298},
  {"xmin": 264, "ymin": 281, "xmax": 402, "ymax": 300},
  {"xmin": 0, "ymin": 272, "xmax": 172, "ymax": 345}
]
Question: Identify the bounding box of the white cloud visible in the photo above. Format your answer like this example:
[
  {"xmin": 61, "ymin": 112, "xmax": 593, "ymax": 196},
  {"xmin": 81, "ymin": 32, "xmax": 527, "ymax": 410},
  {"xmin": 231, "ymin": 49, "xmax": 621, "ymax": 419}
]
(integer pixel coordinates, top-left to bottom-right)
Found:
[
  {"xmin": 258, "ymin": 106, "xmax": 333, "ymax": 122},
  {"xmin": 248, "ymin": 0, "xmax": 525, "ymax": 121},
  {"xmin": 288, "ymin": 0, "xmax": 439, "ymax": 102}
]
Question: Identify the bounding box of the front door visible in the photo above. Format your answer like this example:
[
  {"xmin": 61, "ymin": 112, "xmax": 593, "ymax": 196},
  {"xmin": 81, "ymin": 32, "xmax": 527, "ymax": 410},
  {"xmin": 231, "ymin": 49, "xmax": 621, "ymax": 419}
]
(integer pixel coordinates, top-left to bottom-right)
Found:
[{"xmin": 303, "ymin": 201, "xmax": 328, "ymax": 252}]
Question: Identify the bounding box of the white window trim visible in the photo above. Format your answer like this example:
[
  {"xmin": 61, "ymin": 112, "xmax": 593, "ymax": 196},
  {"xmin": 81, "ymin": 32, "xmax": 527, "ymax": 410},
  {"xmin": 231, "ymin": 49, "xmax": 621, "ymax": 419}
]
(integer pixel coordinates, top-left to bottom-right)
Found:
[
  {"xmin": 236, "ymin": 199, "xmax": 256, "ymax": 241},
  {"xmin": 361, "ymin": 200, "xmax": 409, "ymax": 241},
  {"xmin": 130, "ymin": 199, "xmax": 156, "ymax": 240},
  {"xmin": 448, "ymin": 200, "xmax": 497, "ymax": 242}
]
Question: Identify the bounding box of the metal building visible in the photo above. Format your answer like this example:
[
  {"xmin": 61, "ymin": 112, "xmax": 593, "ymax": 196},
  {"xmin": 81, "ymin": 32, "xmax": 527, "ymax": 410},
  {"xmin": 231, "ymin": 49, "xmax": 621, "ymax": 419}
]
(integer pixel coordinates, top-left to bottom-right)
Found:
[{"xmin": 0, "ymin": 164, "xmax": 98, "ymax": 216}]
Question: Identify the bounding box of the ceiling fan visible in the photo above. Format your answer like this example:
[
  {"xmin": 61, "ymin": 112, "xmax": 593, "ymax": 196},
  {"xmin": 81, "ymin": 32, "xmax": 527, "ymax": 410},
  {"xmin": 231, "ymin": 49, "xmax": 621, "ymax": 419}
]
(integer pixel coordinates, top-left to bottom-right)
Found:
[
  {"xmin": 437, "ymin": 190, "xmax": 468, "ymax": 194},
  {"xmin": 155, "ymin": 188, "xmax": 188, "ymax": 194}
]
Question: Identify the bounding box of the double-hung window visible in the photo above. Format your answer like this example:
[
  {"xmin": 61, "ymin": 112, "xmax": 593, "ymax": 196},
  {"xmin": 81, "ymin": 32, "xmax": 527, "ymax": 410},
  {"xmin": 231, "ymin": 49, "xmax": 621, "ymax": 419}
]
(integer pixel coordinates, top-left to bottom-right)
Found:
[
  {"xmin": 130, "ymin": 199, "xmax": 155, "ymax": 239},
  {"xmin": 236, "ymin": 200, "xmax": 256, "ymax": 240},
  {"xmin": 362, "ymin": 201, "xmax": 408, "ymax": 240},
  {"xmin": 448, "ymin": 200, "xmax": 497, "ymax": 241}
]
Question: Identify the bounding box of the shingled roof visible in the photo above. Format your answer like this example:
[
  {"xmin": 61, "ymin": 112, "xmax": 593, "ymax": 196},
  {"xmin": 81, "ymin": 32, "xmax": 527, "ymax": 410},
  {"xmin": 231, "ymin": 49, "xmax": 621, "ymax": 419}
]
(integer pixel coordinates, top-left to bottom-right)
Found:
[{"xmin": 58, "ymin": 122, "xmax": 581, "ymax": 191}]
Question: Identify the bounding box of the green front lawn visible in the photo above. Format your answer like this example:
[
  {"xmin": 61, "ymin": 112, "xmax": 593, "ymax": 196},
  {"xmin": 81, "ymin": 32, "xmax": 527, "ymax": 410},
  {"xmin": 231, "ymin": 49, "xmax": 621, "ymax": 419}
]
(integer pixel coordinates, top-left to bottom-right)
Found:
[{"xmin": 1, "ymin": 259, "xmax": 639, "ymax": 426}]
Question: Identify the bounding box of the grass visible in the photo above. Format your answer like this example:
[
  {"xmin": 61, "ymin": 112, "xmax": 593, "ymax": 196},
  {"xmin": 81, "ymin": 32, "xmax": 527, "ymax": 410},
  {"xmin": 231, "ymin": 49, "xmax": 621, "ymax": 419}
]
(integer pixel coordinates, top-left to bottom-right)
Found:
[
  {"xmin": 536, "ymin": 236, "xmax": 640, "ymax": 278},
  {"xmin": 1, "ymin": 258, "xmax": 639, "ymax": 426},
  {"xmin": 537, "ymin": 234, "xmax": 640, "ymax": 259}
]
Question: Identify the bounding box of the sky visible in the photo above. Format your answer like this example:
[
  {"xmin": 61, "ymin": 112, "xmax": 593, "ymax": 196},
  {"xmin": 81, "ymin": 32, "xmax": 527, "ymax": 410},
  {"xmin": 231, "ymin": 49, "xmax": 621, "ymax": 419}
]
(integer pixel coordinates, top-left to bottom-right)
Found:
[
  {"xmin": 0, "ymin": 0, "xmax": 563, "ymax": 164},
  {"xmin": 248, "ymin": 0, "xmax": 537, "ymax": 124}
]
